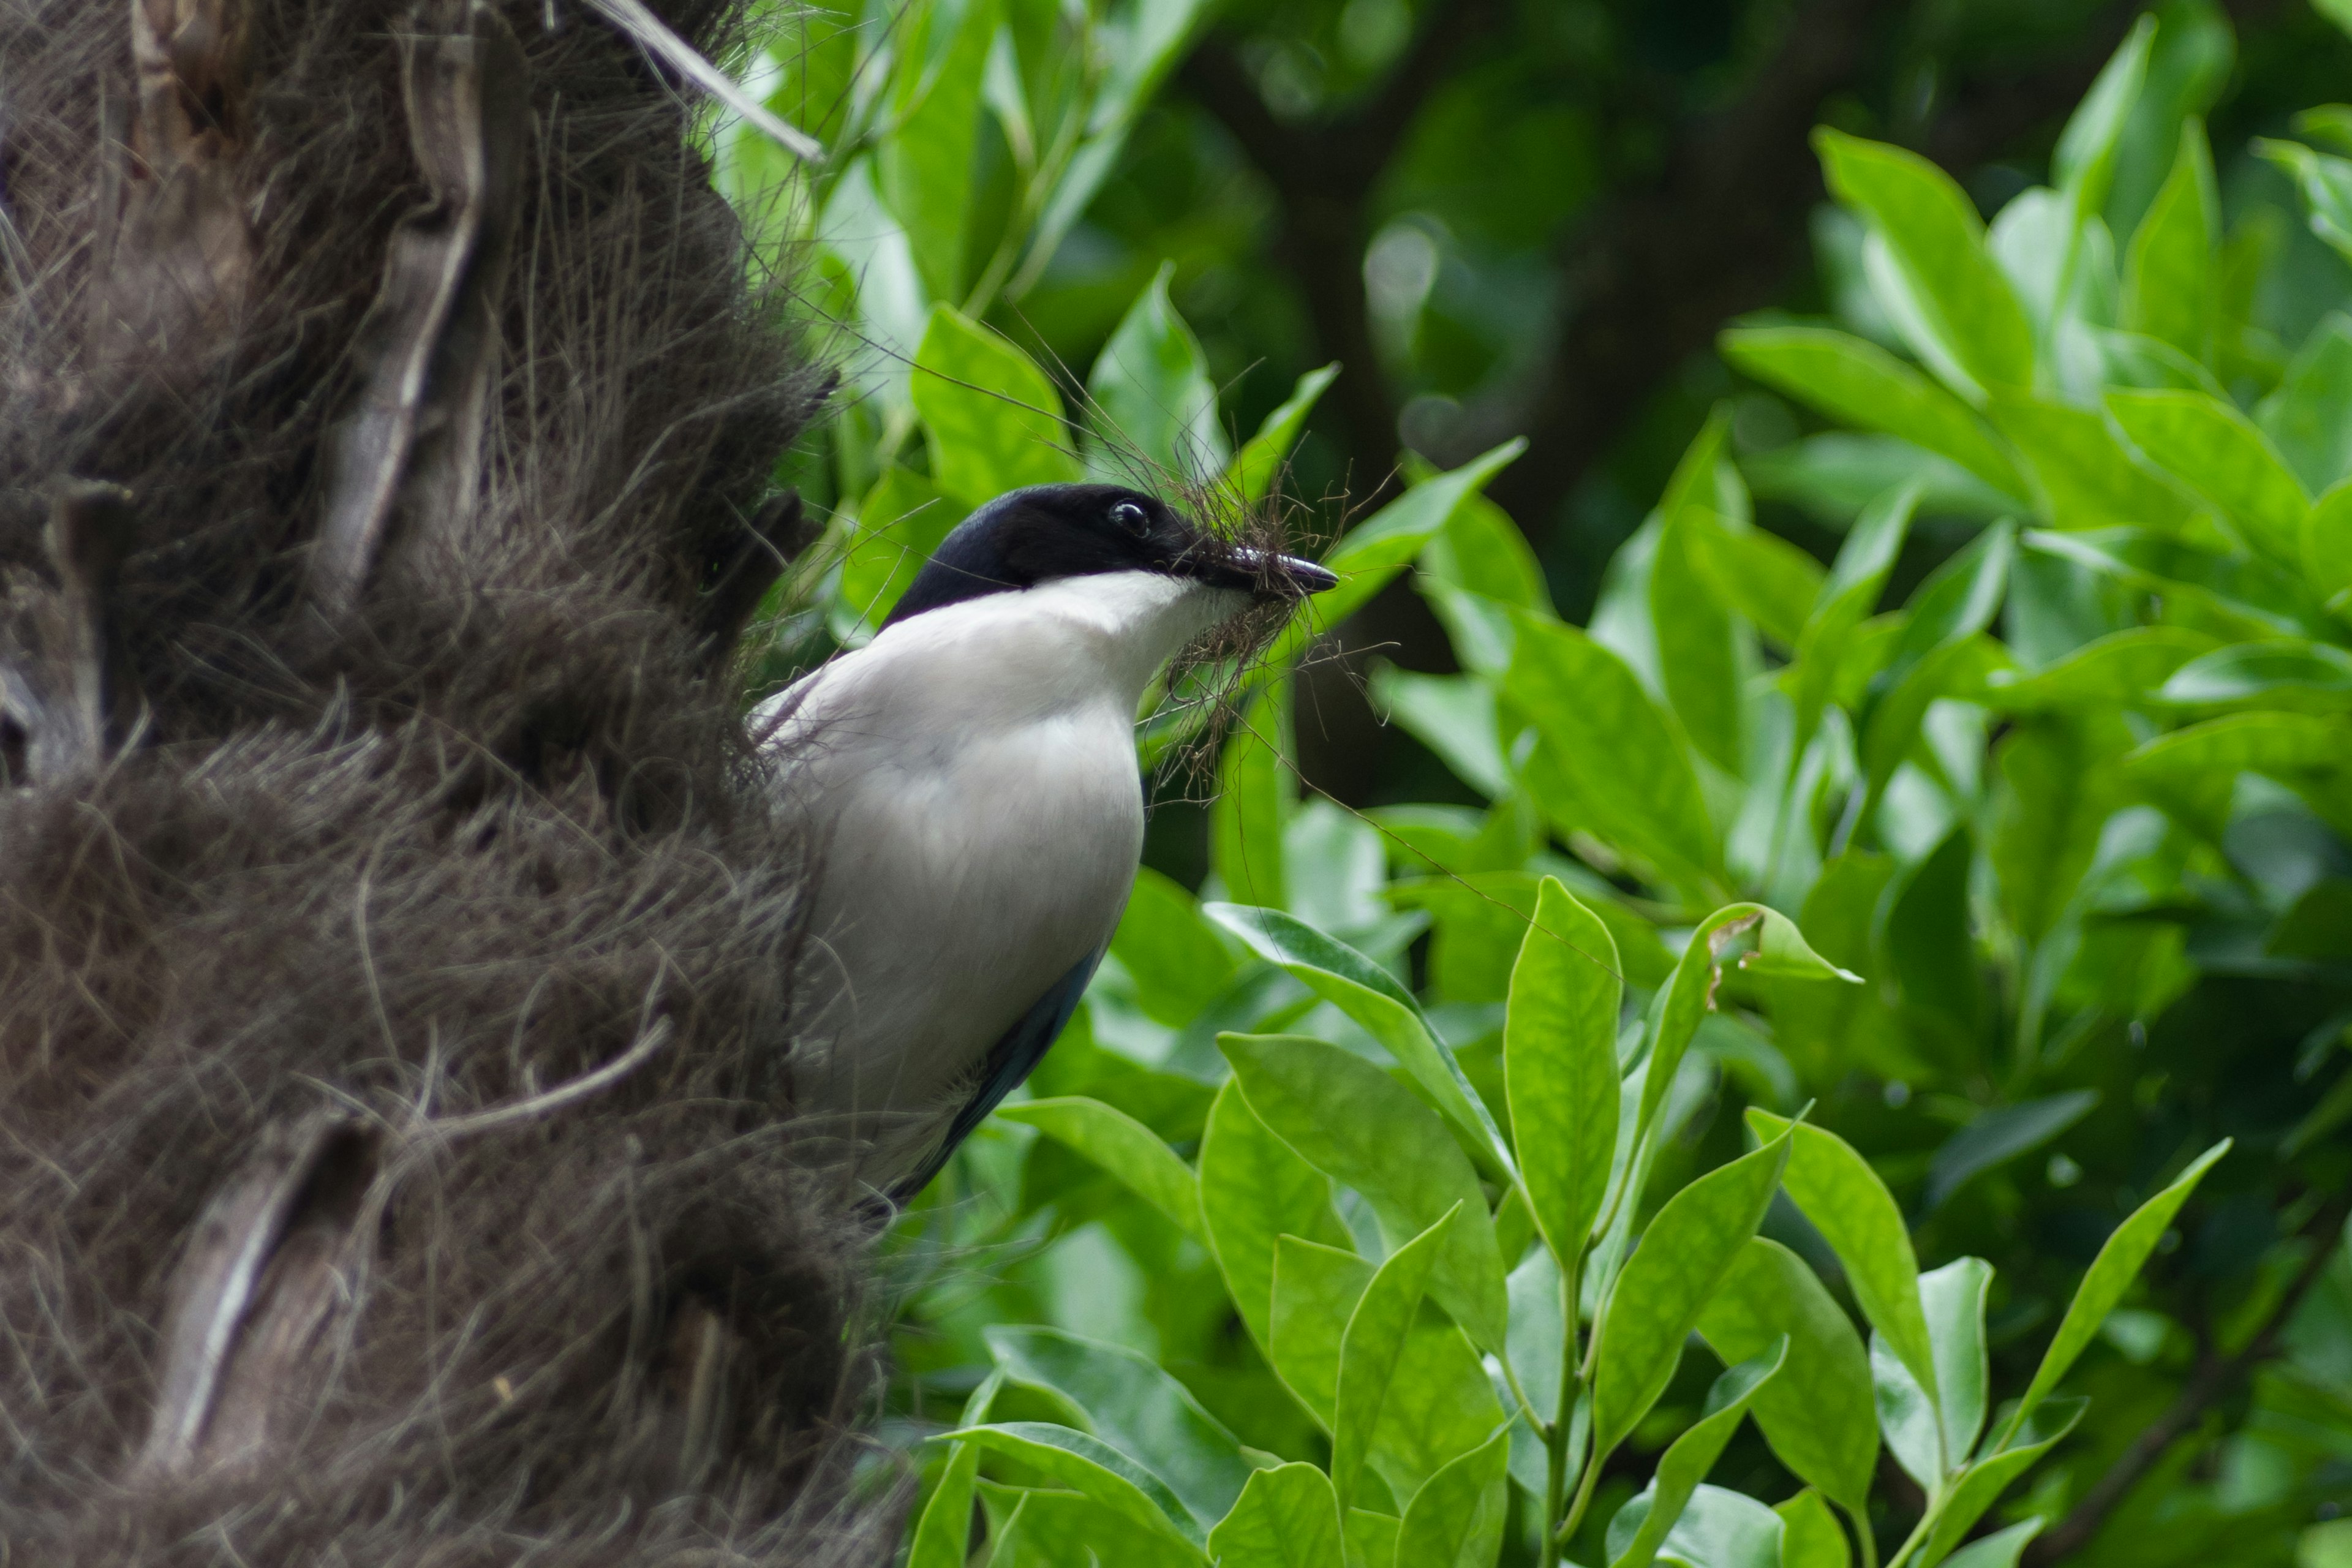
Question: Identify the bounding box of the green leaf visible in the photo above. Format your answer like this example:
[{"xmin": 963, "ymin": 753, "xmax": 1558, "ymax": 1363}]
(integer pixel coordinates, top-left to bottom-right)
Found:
[
  {"xmin": 1506, "ymin": 877, "xmax": 1623, "ymax": 1269},
  {"xmin": 1721, "ymin": 327, "xmax": 2027, "ymax": 496},
  {"xmin": 1744, "ymin": 434, "xmax": 2013, "ymax": 525},
  {"xmin": 1221, "ymin": 1034, "xmax": 1508, "ymax": 1353},
  {"xmin": 1088, "ymin": 262, "xmax": 1229, "ymax": 483},
  {"xmin": 1989, "ymin": 720, "xmax": 2125, "ymax": 951},
  {"xmin": 1653, "ymin": 1485, "xmax": 1787, "ymax": 1568},
  {"xmin": 1231, "ymin": 364, "xmax": 1340, "ymax": 503},
  {"xmin": 1689, "ymin": 525, "xmax": 1829, "ymax": 649},
  {"xmin": 837, "ymin": 467, "xmax": 956, "ymax": 628},
  {"xmin": 1817, "ymin": 129, "xmax": 2035, "ymax": 392},
  {"xmin": 875, "ymin": 0, "xmax": 995, "ymax": 303},
  {"xmin": 945, "ymin": 1422, "xmax": 1205, "ymax": 1550},
  {"xmin": 1605, "ymin": 1340, "xmax": 1788, "ymax": 1568},
  {"xmin": 2007, "ymin": 1140, "xmax": 2230, "ymax": 1439},
  {"xmin": 1330, "ymin": 1205, "xmax": 1460, "ymax": 1512},
  {"xmin": 984, "ymin": 1327, "xmax": 1251, "ymax": 1527},
  {"xmin": 1423, "ymin": 494, "xmax": 1554, "ymax": 611},
  {"xmin": 1213, "ymin": 682, "xmax": 1294, "ymax": 907},
  {"xmin": 1793, "ymin": 481, "xmax": 1923, "ymax": 737},
  {"xmin": 2258, "ymin": 315, "xmax": 2352, "ymax": 494},
  {"xmin": 1924, "ymin": 1093, "xmax": 2100, "ymax": 1213},
  {"xmin": 1208, "ymin": 1463, "xmax": 1346, "ymax": 1568},
  {"xmin": 1345, "ymin": 1509, "xmax": 1401, "ymax": 1568},
  {"xmin": 2160, "ymin": 639, "xmax": 2352, "ymax": 709},
  {"xmin": 1980, "ymin": 626, "xmax": 2218, "ymax": 713},
  {"xmin": 1985, "ymin": 394, "xmax": 2196, "ymax": 535},
  {"xmin": 1200, "ymin": 1079, "xmax": 1352, "ymax": 1359},
  {"xmin": 1921, "ymin": 1399, "xmax": 2085, "ymax": 1566},
  {"xmin": 987, "ymin": 1487, "xmax": 1210, "ymax": 1568},
  {"xmin": 1642, "ymin": 908, "xmax": 1859, "ymax": 1183},
  {"xmin": 2054, "ymin": 17, "xmax": 2155, "ymax": 210},
  {"xmin": 1936, "ymin": 1520, "xmax": 2045, "ymax": 1568},
  {"xmin": 2254, "ymin": 137, "xmax": 2352, "ymax": 267},
  {"xmin": 1265, "ymin": 441, "xmax": 1524, "ymax": 667},
  {"xmin": 1649, "ymin": 413, "xmax": 1749, "ymax": 771},
  {"xmin": 2126, "ymin": 714, "xmax": 2352, "ymax": 829},
  {"xmin": 1775, "ymin": 1490, "xmax": 1854, "ymax": 1568},
  {"xmin": 1111, "ymin": 867, "xmax": 1243, "ymax": 1027},
  {"xmin": 1370, "ymin": 670, "xmax": 1511, "ymax": 801},
  {"xmin": 2306, "ymin": 478, "xmax": 2352, "ymax": 600},
  {"xmin": 1270, "ymin": 1237, "xmax": 1373, "ymax": 1427},
  {"xmin": 998, "ymin": 1098, "xmax": 1204, "ymax": 1242},
  {"xmin": 1590, "ymin": 1128, "xmax": 1792, "ymax": 1455},
  {"xmin": 1744, "ymin": 1113, "xmax": 1939, "ymax": 1408},
  {"xmin": 2106, "ymin": 388, "xmax": 2309, "ymax": 563},
  {"xmin": 1697, "ymin": 1239, "xmax": 1880, "ymax": 1513},
  {"xmin": 1207, "ymin": 906, "xmax": 1512, "ymax": 1183},
  {"xmin": 1874, "ymin": 1257, "xmax": 1992, "ymax": 1486},
  {"xmin": 1508, "ymin": 615, "xmax": 1721, "ymax": 893},
  {"xmin": 1394, "ymin": 1428, "xmax": 1510, "ymax": 1568},
  {"xmin": 910, "ymin": 1441, "xmax": 981, "ymax": 1568},
  {"xmin": 911, "ymin": 305, "xmax": 1082, "ymax": 507},
  {"xmin": 2122, "ymin": 120, "xmax": 2218, "ymax": 363}
]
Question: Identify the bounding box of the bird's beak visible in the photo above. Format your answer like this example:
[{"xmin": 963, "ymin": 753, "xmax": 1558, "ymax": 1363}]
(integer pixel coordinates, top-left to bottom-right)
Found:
[{"xmin": 1227, "ymin": 546, "xmax": 1339, "ymax": 600}]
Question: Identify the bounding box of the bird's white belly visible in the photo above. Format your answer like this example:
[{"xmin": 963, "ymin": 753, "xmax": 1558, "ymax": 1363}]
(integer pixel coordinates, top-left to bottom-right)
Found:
[{"xmin": 788, "ymin": 707, "xmax": 1142, "ymax": 1125}]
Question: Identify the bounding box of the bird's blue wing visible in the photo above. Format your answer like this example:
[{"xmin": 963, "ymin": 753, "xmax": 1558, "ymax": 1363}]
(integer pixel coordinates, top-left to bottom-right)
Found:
[{"xmin": 889, "ymin": 943, "xmax": 1106, "ymax": 1202}]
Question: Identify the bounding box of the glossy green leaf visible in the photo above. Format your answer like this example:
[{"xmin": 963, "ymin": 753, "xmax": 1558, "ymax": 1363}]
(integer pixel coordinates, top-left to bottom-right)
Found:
[
  {"xmin": 1936, "ymin": 1519, "xmax": 2043, "ymax": 1568},
  {"xmin": 998, "ymin": 1098, "xmax": 1204, "ymax": 1242},
  {"xmin": 837, "ymin": 466, "xmax": 956, "ymax": 628},
  {"xmin": 1921, "ymin": 1398, "xmax": 2084, "ymax": 1566},
  {"xmin": 1981, "ymin": 626, "xmax": 2218, "ymax": 712},
  {"xmin": 1986, "ymin": 394, "xmax": 2196, "ymax": 535},
  {"xmin": 1743, "ymin": 434, "xmax": 2012, "ymax": 524},
  {"xmin": 1774, "ymin": 1490, "xmax": 1853, "ymax": 1568},
  {"xmin": 1231, "ymin": 364, "xmax": 1340, "ymax": 503},
  {"xmin": 1267, "ymin": 441, "xmax": 1524, "ymax": 666},
  {"xmin": 1207, "ymin": 1463, "xmax": 1345, "ymax": 1568},
  {"xmin": 1221, "ymin": 1034, "xmax": 1508, "ymax": 1352},
  {"xmin": 1270, "ymin": 1237, "xmax": 1374, "ymax": 1428},
  {"xmin": 1369, "ymin": 669, "xmax": 1511, "ymax": 800},
  {"xmin": 876, "ymin": 0, "xmax": 995, "ymax": 303},
  {"xmin": 1651, "ymin": 414, "xmax": 1748, "ymax": 770},
  {"xmin": 2122, "ymin": 120, "xmax": 2217, "ymax": 362},
  {"xmin": 1207, "ymin": 905, "xmax": 1512, "ymax": 1181},
  {"xmin": 1875, "ymin": 1257, "xmax": 1992, "ymax": 1486},
  {"xmin": 1793, "ymin": 481, "xmax": 1923, "ymax": 736},
  {"xmin": 1506, "ymin": 877, "xmax": 1623, "ymax": 1268},
  {"xmin": 1924, "ymin": 1093, "xmax": 2100, "ymax": 1213},
  {"xmin": 987, "ymin": 1487, "xmax": 1209, "ymax": 1568},
  {"xmin": 1200, "ymin": 1079, "xmax": 1352, "ymax": 1359},
  {"xmin": 1590, "ymin": 1128, "xmax": 1792, "ymax": 1455},
  {"xmin": 1088, "ymin": 262, "xmax": 1228, "ymax": 483},
  {"xmin": 1508, "ymin": 615, "xmax": 1721, "ymax": 893},
  {"xmin": 1345, "ymin": 1509, "xmax": 1401, "ymax": 1568},
  {"xmin": 909, "ymin": 1441, "xmax": 981, "ymax": 1568},
  {"xmin": 1989, "ymin": 720, "xmax": 2126, "ymax": 950},
  {"xmin": 983, "ymin": 1327, "xmax": 1250, "ymax": 1526},
  {"xmin": 1213, "ymin": 682, "xmax": 1294, "ymax": 908},
  {"xmin": 1330, "ymin": 1205, "xmax": 1459, "ymax": 1512},
  {"xmin": 2008, "ymin": 1140, "xmax": 2230, "ymax": 1438},
  {"xmin": 2254, "ymin": 136, "xmax": 2352, "ymax": 267},
  {"xmin": 944, "ymin": 1422, "xmax": 1204, "ymax": 1550},
  {"xmin": 2307, "ymin": 477, "xmax": 2352, "ymax": 599},
  {"xmin": 1605, "ymin": 1340, "xmax": 1787, "ymax": 1568},
  {"xmin": 2106, "ymin": 388, "xmax": 2309, "ymax": 562},
  {"xmin": 1697, "ymin": 1239, "xmax": 1880, "ymax": 1512},
  {"xmin": 2257, "ymin": 314, "xmax": 2352, "ymax": 494},
  {"xmin": 2160, "ymin": 639, "xmax": 2352, "ymax": 707},
  {"xmin": 1424, "ymin": 494, "xmax": 1553, "ymax": 611},
  {"xmin": 1393, "ymin": 1428, "xmax": 1510, "ymax": 1568},
  {"xmin": 2126, "ymin": 713, "xmax": 2350, "ymax": 808},
  {"xmin": 1721, "ymin": 327, "xmax": 2027, "ymax": 495},
  {"xmin": 1689, "ymin": 524, "xmax": 1829, "ymax": 648},
  {"xmin": 1654, "ymin": 1485, "xmax": 1787, "ymax": 1568},
  {"xmin": 1643, "ymin": 908, "xmax": 1860, "ymax": 1178},
  {"xmin": 1746, "ymin": 1112, "xmax": 1939, "ymax": 1404},
  {"xmin": 1817, "ymin": 129, "xmax": 2035, "ymax": 391},
  {"xmin": 2054, "ymin": 17, "xmax": 2155, "ymax": 210},
  {"xmin": 911, "ymin": 305, "xmax": 1082, "ymax": 506},
  {"xmin": 1110, "ymin": 867, "xmax": 1243, "ymax": 1027}
]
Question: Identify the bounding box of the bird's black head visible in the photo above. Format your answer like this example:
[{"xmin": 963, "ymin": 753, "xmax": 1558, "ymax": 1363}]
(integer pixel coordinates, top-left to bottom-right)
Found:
[{"xmin": 881, "ymin": 483, "xmax": 1336, "ymax": 628}]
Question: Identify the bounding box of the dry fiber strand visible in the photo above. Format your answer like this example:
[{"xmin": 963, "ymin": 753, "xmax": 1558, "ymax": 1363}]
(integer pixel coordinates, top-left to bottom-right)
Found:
[{"xmin": 0, "ymin": 1, "xmax": 894, "ymax": 1561}]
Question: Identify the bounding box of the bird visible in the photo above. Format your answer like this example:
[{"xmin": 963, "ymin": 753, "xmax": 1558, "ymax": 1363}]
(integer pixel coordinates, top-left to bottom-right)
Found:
[{"xmin": 753, "ymin": 482, "xmax": 1336, "ymax": 1201}]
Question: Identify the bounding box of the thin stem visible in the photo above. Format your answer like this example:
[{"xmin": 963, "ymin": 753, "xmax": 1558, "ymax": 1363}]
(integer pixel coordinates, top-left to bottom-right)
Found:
[
  {"xmin": 1882, "ymin": 1485, "xmax": 1944, "ymax": 1568},
  {"xmin": 1842, "ymin": 1500, "xmax": 1880, "ymax": 1568},
  {"xmin": 1555, "ymin": 1442, "xmax": 1604, "ymax": 1551},
  {"xmin": 1540, "ymin": 1254, "xmax": 1585, "ymax": 1568}
]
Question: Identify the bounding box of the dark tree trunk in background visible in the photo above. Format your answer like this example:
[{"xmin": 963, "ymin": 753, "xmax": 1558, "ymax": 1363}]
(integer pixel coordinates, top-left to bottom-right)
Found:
[{"xmin": 0, "ymin": 2, "xmax": 883, "ymax": 1561}]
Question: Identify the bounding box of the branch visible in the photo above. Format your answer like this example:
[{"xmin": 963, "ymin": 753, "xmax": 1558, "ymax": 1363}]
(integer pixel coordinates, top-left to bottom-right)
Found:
[{"xmin": 2024, "ymin": 1192, "xmax": 2352, "ymax": 1566}]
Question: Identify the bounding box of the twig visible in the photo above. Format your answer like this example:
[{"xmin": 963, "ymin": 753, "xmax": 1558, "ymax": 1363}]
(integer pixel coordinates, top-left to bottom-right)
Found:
[{"xmin": 2024, "ymin": 1193, "xmax": 2352, "ymax": 1565}]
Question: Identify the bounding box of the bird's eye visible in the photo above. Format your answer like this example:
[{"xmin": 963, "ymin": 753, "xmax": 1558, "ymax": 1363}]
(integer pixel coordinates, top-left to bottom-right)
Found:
[{"xmin": 1109, "ymin": 500, "xmax": 1150, "ymax": 537}]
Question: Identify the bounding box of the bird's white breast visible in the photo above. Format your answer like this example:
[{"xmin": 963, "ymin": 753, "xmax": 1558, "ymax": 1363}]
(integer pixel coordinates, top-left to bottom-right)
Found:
[{"xmin": 755, "ymin": 570, "xmax": 1245, "ymax": 1172}]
